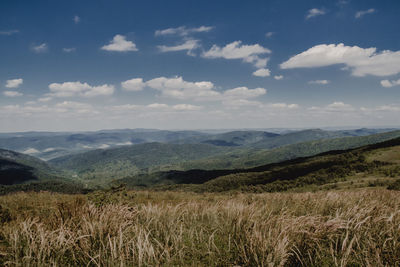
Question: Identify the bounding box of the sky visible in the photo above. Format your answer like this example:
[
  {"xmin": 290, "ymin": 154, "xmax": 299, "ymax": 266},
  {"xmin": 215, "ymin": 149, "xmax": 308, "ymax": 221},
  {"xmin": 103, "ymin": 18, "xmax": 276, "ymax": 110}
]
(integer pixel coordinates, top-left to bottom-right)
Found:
[{"xmin": 1, "ymin": 0, "xmax": 400, "ymax": 132}]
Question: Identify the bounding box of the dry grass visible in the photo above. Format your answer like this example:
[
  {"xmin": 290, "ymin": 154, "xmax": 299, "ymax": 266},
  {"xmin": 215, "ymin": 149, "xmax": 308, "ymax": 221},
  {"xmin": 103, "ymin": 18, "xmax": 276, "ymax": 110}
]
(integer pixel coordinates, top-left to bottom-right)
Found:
[{"xmin": 0, "ymin": 189, "xmax": 399, "ymax": 266}]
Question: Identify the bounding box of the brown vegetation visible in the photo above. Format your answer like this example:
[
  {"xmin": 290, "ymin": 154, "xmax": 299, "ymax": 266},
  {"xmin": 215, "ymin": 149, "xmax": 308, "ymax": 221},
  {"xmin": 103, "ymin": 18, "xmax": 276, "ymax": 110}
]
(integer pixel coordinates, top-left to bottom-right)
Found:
[{"xmin": 0, "ymin": 189, "xmax": 399, "ymax": 266}]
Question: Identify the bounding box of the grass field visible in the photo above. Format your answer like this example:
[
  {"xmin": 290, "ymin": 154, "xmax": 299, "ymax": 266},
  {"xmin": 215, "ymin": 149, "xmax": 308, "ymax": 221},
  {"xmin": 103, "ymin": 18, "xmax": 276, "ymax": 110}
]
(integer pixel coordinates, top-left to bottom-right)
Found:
[{"xmin": 0, "ymin": 188, "xmax": 399, "ymax": 266}]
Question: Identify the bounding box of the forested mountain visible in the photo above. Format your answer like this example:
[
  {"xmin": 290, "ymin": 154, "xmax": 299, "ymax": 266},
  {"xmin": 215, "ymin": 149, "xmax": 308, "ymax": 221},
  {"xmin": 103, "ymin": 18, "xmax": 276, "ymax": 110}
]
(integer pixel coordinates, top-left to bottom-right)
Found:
[{"xmin": 48, "ymin": 130, "xmax": 400, "ymax": 186}]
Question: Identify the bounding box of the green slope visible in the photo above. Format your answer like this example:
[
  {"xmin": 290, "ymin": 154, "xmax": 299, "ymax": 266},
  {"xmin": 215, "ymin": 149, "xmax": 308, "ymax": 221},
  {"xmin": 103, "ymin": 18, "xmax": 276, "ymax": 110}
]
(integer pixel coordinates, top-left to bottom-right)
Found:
[
  {"xmin": 116, "ymin": 130, "xmax": 400, "ymax": 187},
  {"xmin": 0, "ymin": 149, "xmax": 57, "ymax": 183},
  {"xmin": 49, "ymin": 143, "xmax": 230, "ymax": 184},
  {"xmin": 152, "ymin": 135, "xmax": 400, "ymax": 192}
]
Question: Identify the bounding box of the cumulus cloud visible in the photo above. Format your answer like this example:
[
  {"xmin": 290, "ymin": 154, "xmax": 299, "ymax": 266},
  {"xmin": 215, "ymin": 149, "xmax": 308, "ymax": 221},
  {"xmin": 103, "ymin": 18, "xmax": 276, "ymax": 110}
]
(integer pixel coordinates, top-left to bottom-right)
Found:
[
  {"xmin": 223, "ymin": 87, "xmax": 266, "ymax": 99},
  {"xmin": 222, "ymin": 99, "xmax": 263, "ymax": 108},
  {"xmin": 146, "ymin": 103, "xmax": 169, "ymax": 109},
  {"xmin": 63, "ymin": 48, "xmax": 76, "ymax": 53},
  {"xmin": 3, "ymin": 91, "xmax": 23, "ymax": 97},
  {"xmin": 101, "ymin": 35, "xmax": 138, "ymax": 52},
  {"xmin": 252, "ymin": 68, "xmax": 271, "ymax": 77},
  {"xmin": 306, "ymin": 8, "xmax": 326, "ymax": 19},
  {"xmin": 6, "ymin": 78, "xmax": 23, "ymax": 88},
  {"xmin": 202, "ymin": 41, "xmax": 271, "ymax": 68},
  {"xmin": 146, "ymin": 76, "xmax": 219, "ymax": 101},
  {"xmin": 355, "ymin": 8, "xmax": 375, "ymax": 19},
  {"xmin": 308, "ymin": 80, "xmax": 330, "ymax": 85},
  {"xmin": 121, "ymin": 78, "xmax": 146, "ymax": 91},
  {"xmin": 270, "ymin": 103, "xmax": 299, "ymax": 109},
  {"xmin": 280, "ymin": 43, "xmax": 400, "ymax": 77},
  {"xmin": 309, "ymin": 101, "xmax": 355, "ymax": 112},
  {"xmin": 172, "ymin": 104, "xmax": 202, "ymax": 111},
  {"xmin": 274, "ymin": 75, "xmax": 284, "ymax": 80},
  {"xmin": 48, "ymin": 81, "xmax": 115, "ymax": 97},
  {"xmin": 32, "ymin": 43, "xmax": 48, "ymax": 53},
  {"xmin": 155, "ymin": 26, "xmax": 213, "ymax": 36},
  {"xmin": 380, "ymin": 79, "xmax": 400, "ymax": 88},
  {"xmin": 0, "ymin": 101, "xmax": 98, "ymax": 119},
  {"xmin": 73, "ymin": 15, "xmax": 80, "ymax": 24},
  {"xmin": 157, "ymin": 39, "xmax": 199, "ymax": 55},
  {"xmin": 55, "ymin": 101, "xmax": 92, "ymax": 109},
  {"xmin": 121, "ymin": 76, "xmax": 268, "ymax": 104}
]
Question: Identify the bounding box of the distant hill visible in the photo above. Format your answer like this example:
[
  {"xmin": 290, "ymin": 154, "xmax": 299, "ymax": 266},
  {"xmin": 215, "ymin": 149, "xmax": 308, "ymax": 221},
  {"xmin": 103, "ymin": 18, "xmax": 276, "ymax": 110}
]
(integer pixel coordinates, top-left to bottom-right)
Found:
[
  {"xmin": 0, "ymin": 128, "xmax": 395, "ymax": 160},
  {"xmin": 144, "ymin": 135, "xmax": 400, "ymax": 192},
  {"xmin": 65, "ymin": 129, "xmax": 400, "ymax": 187},
  {"xmin": 0, "ymin": 129, "xmax": 209, "ymax": 160},
  {"xmin": 0, "ymin": 148, "xmax": 60, "ymax": 185},
  {"xmin": 49, "ymin": 143, "xmax": 230, "ymax": 185}
]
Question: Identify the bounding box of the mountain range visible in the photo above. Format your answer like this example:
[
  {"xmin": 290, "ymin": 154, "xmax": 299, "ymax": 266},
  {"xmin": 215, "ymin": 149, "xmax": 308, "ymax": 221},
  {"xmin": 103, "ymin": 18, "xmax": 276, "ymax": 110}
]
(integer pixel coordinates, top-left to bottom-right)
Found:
[{"xmin": 0, "ymin": 127, "xmax": 399, "ymax": 192}]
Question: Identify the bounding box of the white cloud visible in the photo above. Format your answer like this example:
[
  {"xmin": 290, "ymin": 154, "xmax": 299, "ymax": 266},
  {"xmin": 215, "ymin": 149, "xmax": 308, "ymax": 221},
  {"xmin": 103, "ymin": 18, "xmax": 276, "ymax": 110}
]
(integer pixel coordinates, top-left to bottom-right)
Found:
[
  {"xmin": 147, "ymin": 103, "xmax": 169, "ymax": 109},
  {"xmin": 121, "ymin": 78, "xmax": 145, "ymax": 91},
  {"xmin": 172, "ymin": 104, "xmax": 202, "ymax": 111},
  {"xmin": 63, "ymin": 48, "xmax": 76, "ymax": 53},
  {"xmin": 155, "ymin": 26, "xmax": 213, "ymax": 36},
  {"xmin": 38, "ymin": 97, "xmax": 52, "ymax": 102},
  {"xmin": 6, "ymin": 78, "xmax": 23, "ymax": 88},
  {"xmin": 107, "ymin": 104, "xmax": 141, "ymax": 113},
  {"xmin": 380, "ymin": 79, "xmax": 400, "ymax": 88},
  {"xmin": 48, "ymin": 81, "xmax": 115, "ymax": 97},
  {"xmin": 274, "ymin": 75, "xmax": 284, "ymax": 80},
  {"xmin": 146, "ymin": 76, "xmax": 219, "ymax": 101},
  {"xmin": 158, "ymin": 39, "xmax": 199, "ymax": 55},
  {"xmin": 101, "ymin": 35, "xmax": 138, "ymax": 52},
  {"xmin": 265, "ymin": 32, "xmax": 274, "ymax": 38},
  {"xmin": 222, "ymin": 99, "xmax": 262, "ymax": 108},
  {"xmin": 309, "ymin": 101, "xmax": 355, "ymax": 112},
  {"xmin": 73, "ymin": 15, "xmax": 80, "ymax": 24},
  {"xmin": 3, "ymin": 91, "xmax": 23, "ymax": 97},
  {"xmin": 202, "ymin": 41, "xmax": 271, "ymax": 68},
  {"xmin": 122, "ymin": 76, "xmax": 268, "ymax": 104},
  {"xmin": 270, "ymin": 103, "xmax": 299, "ymax": 109},
  {"xmin": 252, "ymin": 68, "xmax": 271, "ymax": 77},
  {"xmin": 375, "ymin": 104, "xmax": 400, "ymax": 112},
  {"xmin": 306, "ymin": 8, "xmax": 326, "ymax": 19},
  {"xmin": 308, "ymin": 80, "xmax": 330, "ymax": 85},
  {"xmin": 280, "ymin": 43, "xmax": 400, "ymax": 77},
  {"xmin": 55, "ymin": 101, "xmax": 92, "ymax": 110},
  {"xmin": 355, "ymin": 8, "xmax": 375, "ymax": 19},
  {"xmin": 32, "ymin": 43, "xmax": 48, "ymax": 53},
  {"xmin": 0, "ymin": 30, "xmax": 19, "ymax": 35},
  {"xmin": 223, "ymin": 87, "xmax": 266, "ymax": 99}
]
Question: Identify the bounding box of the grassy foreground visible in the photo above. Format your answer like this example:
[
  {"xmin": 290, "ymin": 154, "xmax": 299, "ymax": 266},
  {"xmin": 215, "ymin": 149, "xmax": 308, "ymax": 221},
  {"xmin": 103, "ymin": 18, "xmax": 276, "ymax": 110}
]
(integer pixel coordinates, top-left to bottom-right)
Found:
[{"xmin": 0, "ymin": 189, "xmax": 399, "ymax": 266}]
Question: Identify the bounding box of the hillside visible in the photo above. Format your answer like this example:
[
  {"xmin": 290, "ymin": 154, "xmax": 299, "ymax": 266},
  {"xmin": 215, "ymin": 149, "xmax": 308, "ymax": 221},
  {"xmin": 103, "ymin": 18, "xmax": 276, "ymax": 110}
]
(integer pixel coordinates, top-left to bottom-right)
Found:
[
  {"xmin": 0, "ymin": 148, "xmax": 89, "ymax": 194},
  {"xmin": 0, "ymin": 129, "xmax": 208, "ymax": 160},
  {"xmin": 1, "ymin": 128, "xmax": 395, "ymax": 160},
  {"xmin": 48, "ymin": 130, "xmax": 400, "ymax": 187},
  {"xmin": 49, "ymin": 143, "xmax": 230, "ymax": 184},
  {"xmin": 146, "ymin": 136, "xmax": 400, "ymax": 192},
  {"xmin": 0, "ymin": 148, "xmax": 57, "ymax": 184},
  {"xmin": 116, "ymin": 132, "xmax": 400, "ymax": 190}
]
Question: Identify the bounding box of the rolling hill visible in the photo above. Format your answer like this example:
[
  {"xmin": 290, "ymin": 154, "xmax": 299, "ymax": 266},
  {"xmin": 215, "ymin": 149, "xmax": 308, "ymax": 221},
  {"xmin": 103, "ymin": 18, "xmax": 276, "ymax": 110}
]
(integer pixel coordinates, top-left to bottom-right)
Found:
[
  {"xmin": 0, "ymin": 129, "xmax": 209, "ymax": 160},
  {"xmin": 0, "ymin": 148, "xmax": 90, "ymax": 195},
  {"xmin": 143, "ymin": 135, "xmax": 400, "ymax": 192},
  {"xmin": 48, "ymin": 130, "xmax": 400, "ymax": 187},
  {"xmin": 49, "ymin": 143, "xmax": 231, "ymax": 184}
]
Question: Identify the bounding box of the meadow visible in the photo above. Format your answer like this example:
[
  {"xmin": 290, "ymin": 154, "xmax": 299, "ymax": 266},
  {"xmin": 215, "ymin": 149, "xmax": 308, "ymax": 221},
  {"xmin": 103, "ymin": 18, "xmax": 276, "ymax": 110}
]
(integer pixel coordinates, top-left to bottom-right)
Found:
[{"xmin": 0, "ymin": 188, "xmax": 399, "ymax": 266}]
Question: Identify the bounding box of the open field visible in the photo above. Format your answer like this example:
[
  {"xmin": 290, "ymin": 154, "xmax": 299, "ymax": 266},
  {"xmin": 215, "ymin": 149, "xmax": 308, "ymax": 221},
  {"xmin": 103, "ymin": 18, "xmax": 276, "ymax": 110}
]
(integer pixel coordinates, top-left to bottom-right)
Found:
[{"xmin": 0, "ymin": 188, "xmax": 399, "ymax": 266}]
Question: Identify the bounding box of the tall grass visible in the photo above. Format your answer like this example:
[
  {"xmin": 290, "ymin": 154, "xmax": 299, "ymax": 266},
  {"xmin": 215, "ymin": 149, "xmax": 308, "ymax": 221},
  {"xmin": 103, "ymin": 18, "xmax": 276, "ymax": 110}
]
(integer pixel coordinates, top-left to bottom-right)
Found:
[{"xmin": 0, "ymin": 189, "xmax": 399, "ymax": 266}]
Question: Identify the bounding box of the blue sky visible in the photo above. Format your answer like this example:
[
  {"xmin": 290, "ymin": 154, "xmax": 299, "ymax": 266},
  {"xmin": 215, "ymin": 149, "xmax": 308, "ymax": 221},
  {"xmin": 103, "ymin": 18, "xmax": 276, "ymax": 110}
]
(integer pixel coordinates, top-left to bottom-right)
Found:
[{"xmin": 1, "ymin": 0, "xmax": 400, "ymax": 131}]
